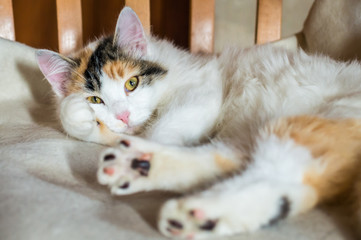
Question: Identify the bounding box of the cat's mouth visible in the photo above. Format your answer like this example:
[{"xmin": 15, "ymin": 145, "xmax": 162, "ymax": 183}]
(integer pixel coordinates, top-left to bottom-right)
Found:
[{"xmin": 107, "ymin": 122, "xmax": 139, "ymax": 135}]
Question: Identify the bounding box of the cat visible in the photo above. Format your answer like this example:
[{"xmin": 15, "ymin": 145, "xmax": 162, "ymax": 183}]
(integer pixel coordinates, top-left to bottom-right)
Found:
[{"xmin": 36, "ymin": 7, "xmax": 361, "ymax": 239}]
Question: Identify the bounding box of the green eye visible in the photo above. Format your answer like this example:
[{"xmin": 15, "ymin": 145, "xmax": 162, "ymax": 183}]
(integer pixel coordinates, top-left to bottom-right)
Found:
[
  {"xmin": 125, "ymin": 76, "xmax": 139, "ymax": 92},
  {"xmin": 87, "ymin": 96, "xmax": 104, "ymax": 104}
]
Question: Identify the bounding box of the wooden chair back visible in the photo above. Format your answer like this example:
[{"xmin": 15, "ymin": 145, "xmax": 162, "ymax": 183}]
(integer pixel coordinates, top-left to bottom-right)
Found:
[{"xmin": 0, "ymin": 0, "xmax": 282, "ymax": 54}]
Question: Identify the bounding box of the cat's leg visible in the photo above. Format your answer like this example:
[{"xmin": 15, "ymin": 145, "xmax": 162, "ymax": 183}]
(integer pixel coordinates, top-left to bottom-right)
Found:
[
  {"xmin": 60, "ymin": 94, "xmax": 121, "ymax": 145},
  {"xmin": 158, "ymin": 116, "xmax": 361, "ymax": 239},
  {"xmin": 97, "ymin": 135, "xmax": 244, "ymax": 195},
  {"xmin": 159, "ymin": 182, "xmax": 316, "ymax": 239},
  {"xmin": 158, "ymin": 135, "xmax": 319, "ymax": 239}
]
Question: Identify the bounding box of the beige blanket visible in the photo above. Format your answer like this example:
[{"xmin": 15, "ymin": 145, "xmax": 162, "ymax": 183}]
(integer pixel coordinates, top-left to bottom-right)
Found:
[{"xmin": 1, "ymin": 0, "xmax": 360, "ymax": 238}]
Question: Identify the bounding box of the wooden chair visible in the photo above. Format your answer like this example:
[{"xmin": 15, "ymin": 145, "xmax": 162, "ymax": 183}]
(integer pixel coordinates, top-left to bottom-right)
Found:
[{"xmin": 0, "ymin": 0, "xmax": 283, "ymax": 54}]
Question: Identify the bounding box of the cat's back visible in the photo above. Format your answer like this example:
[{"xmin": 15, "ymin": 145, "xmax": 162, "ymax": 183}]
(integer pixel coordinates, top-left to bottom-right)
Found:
[
  {"xmin": 219, "ymin": 45, "xmax": 358, "ymax": 92},
  {"xmin": 219, "ymin": 45, "xmax": 361, "ymax": 115},
  {"xmin": 214, "ymin": 45, "xmax": 361, "ymax": 148}
]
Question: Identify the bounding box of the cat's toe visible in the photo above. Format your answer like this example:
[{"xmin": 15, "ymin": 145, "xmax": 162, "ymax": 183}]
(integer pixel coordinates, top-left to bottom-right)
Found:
[
  {"xmin": 119, "ymin": 139, "xmax": 131, "ymax": 148},
  {"xmin": 97, "ymin": 148, "xmax": 123, "ymax": 185}
]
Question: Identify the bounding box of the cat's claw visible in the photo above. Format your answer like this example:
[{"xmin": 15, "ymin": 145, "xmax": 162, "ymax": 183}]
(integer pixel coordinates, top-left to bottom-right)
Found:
[{"xmin": 97, "ymin": 138, "xmax": 155, "ymax": 195}]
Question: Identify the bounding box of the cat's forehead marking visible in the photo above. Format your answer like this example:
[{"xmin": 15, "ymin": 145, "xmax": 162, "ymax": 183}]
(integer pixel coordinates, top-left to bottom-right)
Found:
[
  {"xmin": 82, "ymin": 37, "xmax": 115, "ymax": 92},
  {"xmin": 75, "ymin": 36, "xmax": 167, "ymax": 92},
  {"xmin": 102, "ymin": 60, "xmax": 138, "ymax": 80}
]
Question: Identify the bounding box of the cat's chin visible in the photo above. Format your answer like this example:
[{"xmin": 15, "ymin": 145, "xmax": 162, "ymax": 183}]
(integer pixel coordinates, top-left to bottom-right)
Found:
[{"xmin": 110, "ymin": 125, "xmax": 140, "ymax": 135}]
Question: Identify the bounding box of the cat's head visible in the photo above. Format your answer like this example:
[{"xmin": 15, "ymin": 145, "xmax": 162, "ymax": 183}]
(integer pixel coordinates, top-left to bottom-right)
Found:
[{"xmin": 36, "ymin": 7, "xmax": 167, "ymax": 134}]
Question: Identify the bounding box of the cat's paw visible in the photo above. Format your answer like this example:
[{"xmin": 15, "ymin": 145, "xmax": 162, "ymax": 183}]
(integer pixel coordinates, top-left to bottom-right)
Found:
[
  {"xmin": 158, "ymin": 198, "xmax": 226, "ymax": 240},
  {"xmin": 158, "ymin": 183, "xmax": 293, "ymax": 239},
  {"xmin": 60, "ymin": 94, "xmax": 97, "ymax": 139},
  {"xmin": 97, "ymin": 137, "xmax": 157, "ymax": 195}
]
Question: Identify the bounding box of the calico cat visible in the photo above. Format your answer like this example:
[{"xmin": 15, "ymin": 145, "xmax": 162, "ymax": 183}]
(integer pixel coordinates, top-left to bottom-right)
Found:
[{"xmin": 36, "ymin": 7, "xmax": 361, "ymax": 239}]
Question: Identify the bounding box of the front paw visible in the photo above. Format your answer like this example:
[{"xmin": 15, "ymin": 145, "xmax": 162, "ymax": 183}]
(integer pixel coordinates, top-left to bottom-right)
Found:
[
  {"xmin": 97, "ymin": 136, "xmax": 161, "ymax": 195},
  {"xmin": 97, "ymin": 146, "xmax": 153, "ymax": 195},
  {"xmin": 60, "ymin": 94, "xmax": 97, "ymax": 139}
]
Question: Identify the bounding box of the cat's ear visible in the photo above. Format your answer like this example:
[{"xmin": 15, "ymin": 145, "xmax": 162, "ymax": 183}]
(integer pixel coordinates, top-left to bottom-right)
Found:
[
  {"xmin": 36, "ymin": 49, "xmax": 73, "ymax": 97},
  {"xmin": 114, "ymin": 7, "xmax": 147, "ymax": 57}
]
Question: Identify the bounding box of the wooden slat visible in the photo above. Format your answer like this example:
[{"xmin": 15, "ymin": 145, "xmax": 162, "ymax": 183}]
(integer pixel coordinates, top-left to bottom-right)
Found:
[
  {"xmin": 0, "ymin": 0, "xmax": 15, "ymax": 40},
  {"xmin": 256, "ymin": 0, "xmax": 282, "ymax": 44},
  {"xmin": 125, "ymin": 0, "xmax": 150, "ymax": 34},
  {"xmin": 190, "ymin": 0, "xmax": 214, "ymax": 53},
  {"xmin": 56, "ymin": 0, "xmax": 83, "ymax": 54}
]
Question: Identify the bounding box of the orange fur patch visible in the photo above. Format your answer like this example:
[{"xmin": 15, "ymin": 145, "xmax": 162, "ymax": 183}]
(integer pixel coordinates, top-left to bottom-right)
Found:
[
  {"xmin": 214, "ymin": 153, "xmax": 238, "ymax": 172},
  {"xmin": 96, "ymin": 118, "xmax": 122, "ymax": 146},
  {"xmin": 268, "ymin": 116, "xmax": 361, "ymax": 202},
  {"xmin": 102, "ymin": 60, "xmax": 139, "ymax": 81}
]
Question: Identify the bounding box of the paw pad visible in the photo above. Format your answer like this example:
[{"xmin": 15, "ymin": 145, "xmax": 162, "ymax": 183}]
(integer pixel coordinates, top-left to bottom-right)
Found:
[
  {"xmin": 104, "ymin": 154, "xmax": 116, "ymax": 161},
  {"xmin": 131, "ymin": 159, "xmax": 151, "ymax": 176},
  {"xmin": 189, "ymin": 209, "xmax": 205, "ymax": 220},
  {"xmin": 199, "ymin": 219, "xmax": 218, "ymax": 231},
  {"xmin": 119, "ymin": 140, "xmax": 130, "ymax": 147},
  {"xmin": 168, "ymin": 219, "xmax": 184, "ymax": 229},
  {"xmin": 119, "ymin": 182, "xmax": 130, "ymax": 189},
  {"xmin": 103, "ymin": 167, "xmax": 115, "ymax": 176}
]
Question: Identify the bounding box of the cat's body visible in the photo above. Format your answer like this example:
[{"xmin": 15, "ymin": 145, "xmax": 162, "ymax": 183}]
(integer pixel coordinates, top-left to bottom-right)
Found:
[{"xmin": 36, "ymin": 7, "xmax": 361, "ymax": 239}]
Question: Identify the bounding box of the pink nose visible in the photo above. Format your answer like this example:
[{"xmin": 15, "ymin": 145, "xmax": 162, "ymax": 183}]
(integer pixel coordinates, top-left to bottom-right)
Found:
[{"xmin": 116, "ymin": 111, "xmax": 130, "ymax": 125}]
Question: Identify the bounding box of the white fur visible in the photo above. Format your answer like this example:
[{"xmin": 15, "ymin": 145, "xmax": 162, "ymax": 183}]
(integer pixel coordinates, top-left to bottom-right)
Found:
[
  {"xmin": 59, "ymin": 39, "xmax": 361, "ymax": 239},
  {"xmin": 46, "ymin": 8, "xmax": 361, "ymax": 239},
  {"xmin": 158, "ymin": 134, "xmax": 318, "ymax": 239}
]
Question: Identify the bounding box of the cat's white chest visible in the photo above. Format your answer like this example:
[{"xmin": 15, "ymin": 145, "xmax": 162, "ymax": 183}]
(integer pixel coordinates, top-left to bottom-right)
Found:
[{"xmin": 146, "ymin": 63, "xmax": 223, "ymax": 145}]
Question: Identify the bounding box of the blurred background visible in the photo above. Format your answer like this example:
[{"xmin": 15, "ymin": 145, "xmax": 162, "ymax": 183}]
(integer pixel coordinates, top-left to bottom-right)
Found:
[{"xmin": 11, "ymin": 0, "xmax": 314, "ymax": 52}]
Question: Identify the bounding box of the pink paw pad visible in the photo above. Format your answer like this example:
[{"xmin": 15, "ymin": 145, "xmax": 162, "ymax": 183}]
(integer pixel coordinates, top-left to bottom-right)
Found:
[
  {"xmin": 190, "ymin": 209, "xmax": 206, "ymax": 220},
  {"xmin": 186, "ymin": 233, "xmax": 195, "ymax": 240},
  {"xmin": 103, "ymin": 167, "xmax": 115, "ymax": 176}
]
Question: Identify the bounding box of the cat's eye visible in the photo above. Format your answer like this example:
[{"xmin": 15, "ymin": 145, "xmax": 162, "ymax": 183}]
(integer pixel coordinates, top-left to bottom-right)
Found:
[
  {"xmin": 124, "ymin": 76, "xmax": 139, "ymax": 92},
  {"xmin": 87, "ymin": 96, "xmax": 104, "ymax": 104}
]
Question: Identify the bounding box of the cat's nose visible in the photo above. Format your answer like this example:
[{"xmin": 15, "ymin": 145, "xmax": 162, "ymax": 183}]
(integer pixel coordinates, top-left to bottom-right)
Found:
[{"xmin": 116, "ymin": 111, "xmax": 130, "ymax": 125}]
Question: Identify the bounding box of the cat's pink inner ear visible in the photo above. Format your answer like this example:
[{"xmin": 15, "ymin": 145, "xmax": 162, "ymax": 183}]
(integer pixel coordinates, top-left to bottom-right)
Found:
[
  {"xmin": 115, "ymin": 7, "xmax": 147, "ymax": 56},
  {"xmin": 36, "ymin": 50, "xmax": 71, "ymax": 97}
]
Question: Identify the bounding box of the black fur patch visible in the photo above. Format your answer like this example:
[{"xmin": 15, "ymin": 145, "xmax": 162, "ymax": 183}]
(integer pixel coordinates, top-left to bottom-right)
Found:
[
  {"xmin": 267, "ymin": 196, "xmax": 290, "ymax": 226},
  {"xmin": 82, "ymin": 36, "xmax": 167, "ymax": 92},
  {"xmin": 84, "ymin": 37, "xmax": 117, "ymax": 91},
  {"xmin": 140, "ymin": 65, "xmax": 167, "ymax": 85}
]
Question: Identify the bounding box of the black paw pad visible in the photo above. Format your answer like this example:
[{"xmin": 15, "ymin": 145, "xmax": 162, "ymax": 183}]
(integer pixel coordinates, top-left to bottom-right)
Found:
[
  {"xmin": 104, "ymin": 154, "xmax": 116, "ymax": 161},
  {"xmin": 199, "ymin": 220, "xmax": 218, "ymax": 231},
  {"xmin": 120, "ymin": 140, "xmax": 130, "ymax": 148},
  {"xmin": 119, "ymin": 182, "xmax": 130, "ymax": 189},
  {"xmin": 131, "ymin": 159, "xmax": 150, "ymax": 176},
  {"xmin": 168, "ymin": 219, "xmax": 183, "ymax": 229}
]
